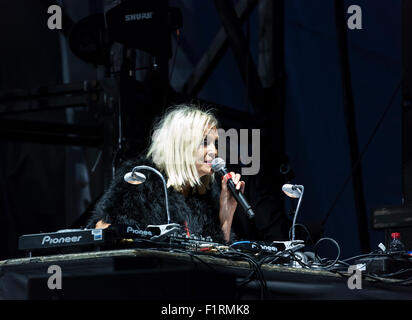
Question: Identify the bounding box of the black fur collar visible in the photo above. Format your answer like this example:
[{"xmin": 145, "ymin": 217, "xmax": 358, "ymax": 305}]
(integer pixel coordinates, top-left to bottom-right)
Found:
[{"xmin": 87, "ymin": 156, "xmax": 226, "ymax": 242}]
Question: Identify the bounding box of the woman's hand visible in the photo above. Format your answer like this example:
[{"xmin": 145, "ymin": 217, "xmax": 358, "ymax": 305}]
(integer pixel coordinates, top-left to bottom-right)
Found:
[
  {"xmin": 95, "ymin": 220, "xmax": 111, "ymax": 229},
  {"xmin": 219, "ymin": 172, "xmax": 245, "ymax": 242}
]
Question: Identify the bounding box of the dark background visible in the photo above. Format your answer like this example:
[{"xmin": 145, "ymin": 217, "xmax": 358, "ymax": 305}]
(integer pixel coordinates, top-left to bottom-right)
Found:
[{"xmin": 0, "ymin": 0, "xmax": 404, "ymax": 261}]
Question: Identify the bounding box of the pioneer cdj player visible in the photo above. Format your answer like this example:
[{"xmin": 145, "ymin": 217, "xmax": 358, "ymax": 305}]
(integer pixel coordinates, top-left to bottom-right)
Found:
[{"xmin": 18, "ymin": 224, "xmax": 306, "ymax": 258}]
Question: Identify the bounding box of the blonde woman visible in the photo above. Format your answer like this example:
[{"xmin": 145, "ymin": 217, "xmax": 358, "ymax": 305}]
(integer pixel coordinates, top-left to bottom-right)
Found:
[{"xmin": 87, "ymin": 104, "xmax": 245, "ymax": 243}]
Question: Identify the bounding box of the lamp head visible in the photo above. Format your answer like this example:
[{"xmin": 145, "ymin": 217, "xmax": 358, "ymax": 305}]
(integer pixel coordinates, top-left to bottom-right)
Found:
[
  {"xmin": 124, "ymin": 171, "xmax": 146, "ymax": 185},
  {"xmin": 282, "ymin": 184, "xmax": 303, "ymax": 199}
]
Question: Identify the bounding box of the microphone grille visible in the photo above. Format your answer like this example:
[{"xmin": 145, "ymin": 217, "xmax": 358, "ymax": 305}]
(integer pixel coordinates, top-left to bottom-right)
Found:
[{"xmin": 211, "ymin": 158, "xmax": 225, "ymax": 172}]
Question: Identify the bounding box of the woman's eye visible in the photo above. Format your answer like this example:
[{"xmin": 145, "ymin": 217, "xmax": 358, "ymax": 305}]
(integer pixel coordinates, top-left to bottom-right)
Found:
[{"xmin": 202, "ymin": 138, "xmax": 218, "ymax": 148}]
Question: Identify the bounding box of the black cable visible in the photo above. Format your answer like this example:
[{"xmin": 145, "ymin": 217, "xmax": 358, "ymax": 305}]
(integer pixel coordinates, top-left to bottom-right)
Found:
[
  {"xmin": 235, "ymin": 261, "xmax": 259, "ymax": 288},
  {"xmin": 230, "ymin": 241, "xmax": 263, "ymax": 251},
  {"xmin": 321, "ymin": 79, "xmax": 402, "ymax": 227},
  {"xmin": 360, "ymin": 273, "xmax": 412, "ymax": 284},
  {"xmin": 323, "ymin": 259, "xmax": 351, "ymax": 268},
  {"xmin": 340, "ymin": 252, "xmax": 392, "ymax": 263},
  {"xmin": 320, "ymin": 251, "xmax": 412, "ymax": 286},
  {"xmin": 224, "ymin": 251, "xmax": 264, "ymax": 284},
  {"xmin": 168, "ymin": 248, "xmax": 218, "ymax": 272},
  {"xmin": 138, "ymin": 237, "xmax": 410, "ymax": 290},
  {"xmin": 258, "ymin": 252, "xmax": 285, "ymax": 266},
  {"xmin": 233, "ymin": 259, "xmax": 264, "ymax": 297},
  {"xmin": 288, "ymin": 223, "xmax": 314, "ymax": 245},
  {"xmin": 149, "ymin": 241, "xmax": 269, "ymax": 298},
  {"xmin": 287, "ymin": 250, "xmax": 312, "ymax": 268},
  {"xmin": 313, "ymin": 237, "xmax": 341, "ymax": 270},
  {"xmin": 232, "ymin": 242, "xmax": 412, "ymax": 288},
  {"xmin": 168, "ymin": 30, "xmax": 181, "ymax": 84},
  {"xmin": 395, "ymin": 276, "xmax": 412, "ymax": 285},
  {"xmin": 223, "ymin": 249, "xmax": 269, "ymax": 299},
  {"xmin": 148, "ymin": 240, "xmax": 412, "ymax": 290},
  {"xmin": 370, "ymin": 268, "xmax": 412, "ymax": 278}
]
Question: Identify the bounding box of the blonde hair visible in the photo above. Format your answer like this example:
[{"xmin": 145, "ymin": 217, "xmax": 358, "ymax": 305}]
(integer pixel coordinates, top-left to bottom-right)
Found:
[{"xmin": 147, "ymin": 104, "xmax": 218, "ymax": 192}]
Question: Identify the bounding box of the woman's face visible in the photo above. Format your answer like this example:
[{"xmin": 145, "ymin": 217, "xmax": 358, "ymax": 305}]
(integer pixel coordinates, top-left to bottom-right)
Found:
[{"xmin": 195, "ymin": 126, "xmax": 218, "ymax": 177}]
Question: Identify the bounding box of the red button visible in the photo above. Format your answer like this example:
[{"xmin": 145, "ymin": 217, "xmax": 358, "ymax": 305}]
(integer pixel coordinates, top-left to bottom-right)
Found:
[{"xmin": 391, "ymin": 232, "xmax": 400, "ymax": 239}]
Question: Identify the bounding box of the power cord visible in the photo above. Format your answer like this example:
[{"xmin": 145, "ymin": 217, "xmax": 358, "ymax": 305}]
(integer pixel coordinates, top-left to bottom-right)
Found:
[{"xmin": 313, "ymin": 237, "xmax": 341, "ymax": 270}]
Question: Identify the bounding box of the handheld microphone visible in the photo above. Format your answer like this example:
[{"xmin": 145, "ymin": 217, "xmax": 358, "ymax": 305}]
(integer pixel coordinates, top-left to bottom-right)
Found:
[{"xmin": 211, "ymin": 158, "xmax": 255, "ymax": 219}]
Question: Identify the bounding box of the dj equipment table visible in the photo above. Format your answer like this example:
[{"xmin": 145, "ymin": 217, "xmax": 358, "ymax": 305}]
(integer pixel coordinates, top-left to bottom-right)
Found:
[{"xmin": 1, "ymin": 248, "xmax": 412, "ymax": 300}]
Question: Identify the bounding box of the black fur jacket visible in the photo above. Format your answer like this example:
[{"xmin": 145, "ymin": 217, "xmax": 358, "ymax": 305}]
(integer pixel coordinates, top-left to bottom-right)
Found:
[{"xmin": 87, "ymin": 157, "xmax": 229, "ymax": 243}]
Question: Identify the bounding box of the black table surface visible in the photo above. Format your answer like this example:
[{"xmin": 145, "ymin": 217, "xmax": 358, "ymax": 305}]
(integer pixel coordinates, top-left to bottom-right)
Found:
[{"xmin": 1, "ymin": 247, "xmax": 412, "ymax": 300}]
